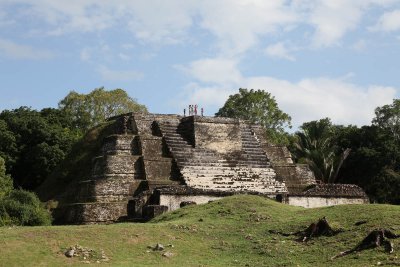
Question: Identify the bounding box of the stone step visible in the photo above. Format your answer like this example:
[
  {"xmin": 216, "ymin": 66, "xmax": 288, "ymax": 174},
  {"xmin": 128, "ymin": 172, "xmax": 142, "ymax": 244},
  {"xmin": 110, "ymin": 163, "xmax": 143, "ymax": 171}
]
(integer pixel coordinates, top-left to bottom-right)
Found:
[
  {"xmin": 181, "ymin": 165, "xmax": 274, "ymax": 171},
  {"xmin": 243, "ymin": 145, "xmax": 261, "ymax": 149},
  {"xmin": 165, "ymin": 141, "xmax": 192, "ymax": 147},
  {"xmin": 181, "ymin": 170, "xmax": 274, "ymax": 176},
  {"xmin": 243, "ymin": 150, "xmax": 265, "ymax": 155},
  {"xmin": 241, "ymin": 139, "xmax": 260, "ymax": 143},
  {"xmin": 181, "ymin": 173, "xmax": 275, "ymax": 179},
  {"xmin": 184, "ymin": 175, "xmax": 280, "ymax": 182},
  {"xmin": 172, "ymin": 150, "xmax": 217, "ymax": 156},
  {"xmin": 183, "ymin": 179, "xmax": 285, "ymax": 190},
  {"xmin": 164, "ymin": 135, "xmax": 191, "ymax": 141}
]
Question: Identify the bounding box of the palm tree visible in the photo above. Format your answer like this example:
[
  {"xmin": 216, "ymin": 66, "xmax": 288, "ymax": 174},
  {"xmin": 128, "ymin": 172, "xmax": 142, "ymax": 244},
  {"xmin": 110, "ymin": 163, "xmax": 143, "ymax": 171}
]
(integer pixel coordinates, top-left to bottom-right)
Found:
[{"xmin": 293, "ymin": 118, "xmax": 351, "ymax": 183}]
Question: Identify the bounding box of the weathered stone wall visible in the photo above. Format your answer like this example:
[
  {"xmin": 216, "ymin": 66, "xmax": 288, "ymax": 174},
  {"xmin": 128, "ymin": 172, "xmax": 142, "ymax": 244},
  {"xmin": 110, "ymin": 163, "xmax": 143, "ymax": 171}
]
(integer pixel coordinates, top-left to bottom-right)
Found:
[
  {"xmin": 57, "ymin": 202, "xmax": 128, "ymax": 224},
  {"xmin": 273, "ymin": 164, "xmax": 315, "ymax": 193},
  {"xmin": 250, "ymin": 124, "xmax": 316, "ymax": 193},
  {"xmin": 92, "ymin": 154, "xmax": 141, "ymax": 176},
  {"xmin": 140, "ymin": 136, "xmax": 165, "ymax": 158},
  {"xmin": 181, "ymin": 166, "xmax": 285, "ymax": 194},
  {"xmin": 143, "ymin": 159, "xmax": 173, "ymax": 180},
  {"xmin": 288, "ymin": 196, "xmax": 369, "ymax": 208},
  {"xmin": 74, "ymin": 176, "xmax": 141, "ymax": 203},
  {"xmin": 263, "ymin": 145, "xmax": 293, "ymax": 164},
  {"xmin": 101, "ymin": 134, "xmax": 135, "ymax": 155},
  {"xmin": 159, "ymin": 195, "xmax": 222, "ymax": 211},
  {"xmin": 193, "ymin": 116, "xmax": 242, "ymax": 154}
]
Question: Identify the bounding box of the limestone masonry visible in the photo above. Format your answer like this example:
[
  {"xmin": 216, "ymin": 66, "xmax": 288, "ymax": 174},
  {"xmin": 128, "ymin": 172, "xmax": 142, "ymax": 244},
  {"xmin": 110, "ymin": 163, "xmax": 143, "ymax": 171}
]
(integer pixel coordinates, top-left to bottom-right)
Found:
[{"xmin": 53, "ymin": 113, "xmax": 368, "ymax": 224}]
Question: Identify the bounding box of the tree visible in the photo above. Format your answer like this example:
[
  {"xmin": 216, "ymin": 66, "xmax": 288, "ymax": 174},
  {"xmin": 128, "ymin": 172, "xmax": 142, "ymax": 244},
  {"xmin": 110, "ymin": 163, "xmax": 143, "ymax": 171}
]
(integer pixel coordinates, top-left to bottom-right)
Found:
[
  {"xmin": 0, "ymin": 156, "xmax": 13, "ymax": 198},
  {"xmin": 0, "ymin": 107, "xmax": 81, "ymax": 190},
  {"xmin": 59, "ymin": 87, "xmax": 147, "ymax": 131},
  {"xmin": 0, "ymin": 119, "xmax": 17, "ymax": 170},
  {"xmin": 292, "ymin": 118, "xmax": 351, "ymax": 183},
  {"xmin": 372, "ymin": 99, "xmax": 400, "ymax": 142},
  {"xmin": 336, "ymin": 124, "xmax": 400, "ymax": 203},
  {"xmin": 216, "ymin": 88, "xmax": 292, "ymax": 144}
]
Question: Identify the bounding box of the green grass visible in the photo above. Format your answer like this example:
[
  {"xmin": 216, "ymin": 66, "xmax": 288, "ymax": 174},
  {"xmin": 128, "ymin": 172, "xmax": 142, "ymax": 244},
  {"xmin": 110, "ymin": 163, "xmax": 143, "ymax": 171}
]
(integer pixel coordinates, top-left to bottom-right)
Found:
[{"xmin": 1, "ymin": 195, "xmax": 400, "ymax": 266}]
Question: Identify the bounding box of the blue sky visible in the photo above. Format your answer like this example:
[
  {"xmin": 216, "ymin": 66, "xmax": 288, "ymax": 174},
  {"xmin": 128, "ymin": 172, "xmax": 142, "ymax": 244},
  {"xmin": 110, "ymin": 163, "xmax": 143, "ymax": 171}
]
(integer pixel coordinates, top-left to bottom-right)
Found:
[{"xmin": 1, "ymin": 0, "xmax": 400, "ymax": 128}]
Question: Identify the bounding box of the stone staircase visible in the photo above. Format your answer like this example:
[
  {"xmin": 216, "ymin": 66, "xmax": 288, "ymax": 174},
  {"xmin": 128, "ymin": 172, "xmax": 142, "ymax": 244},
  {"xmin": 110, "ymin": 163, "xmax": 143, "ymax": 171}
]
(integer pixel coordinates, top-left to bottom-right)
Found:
[
  {"xmin": 250, "ymin": 124, "xmax": 316, "ymax": 193},
  {"xmin": 158, "ymin": 119, "xmax": 287, "ymax": 194},
  {"xmin": 239, "ymin": 123, "xmax": 271, "ymax": 168}
]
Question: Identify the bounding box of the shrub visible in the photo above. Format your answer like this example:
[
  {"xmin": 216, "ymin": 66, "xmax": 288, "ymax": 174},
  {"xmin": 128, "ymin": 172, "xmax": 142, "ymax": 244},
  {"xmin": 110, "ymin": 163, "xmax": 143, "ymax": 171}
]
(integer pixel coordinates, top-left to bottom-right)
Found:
[{"xmin": 0, "ymin": 190, "xmax": 52, "ymax": 226}]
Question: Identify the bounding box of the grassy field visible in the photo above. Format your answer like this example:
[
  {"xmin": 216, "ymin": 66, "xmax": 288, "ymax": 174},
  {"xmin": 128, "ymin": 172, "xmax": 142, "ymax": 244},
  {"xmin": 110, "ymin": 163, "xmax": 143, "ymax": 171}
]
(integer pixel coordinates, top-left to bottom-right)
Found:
[{"xmin": 1, "ymin": 195, "xmax": 400, "ymax": 267}]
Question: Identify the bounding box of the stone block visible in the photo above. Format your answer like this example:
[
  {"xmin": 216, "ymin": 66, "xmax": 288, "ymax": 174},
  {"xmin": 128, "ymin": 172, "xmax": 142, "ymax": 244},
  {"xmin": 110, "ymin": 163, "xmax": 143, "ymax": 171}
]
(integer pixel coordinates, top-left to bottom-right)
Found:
[
  {"xmin": 58, "ymin": 202, "xmax": 128, "ymax": 224},
  {"xmin": 140, "ymin": 137, "xmax": 165, "ymax": 158},
  {"xmin": 143, "ymin": 205, "xmax": 168, "ymax": 219},
  {"xmin": 92, "ymin": 155, "xmax": 141, "ymax": 176},
  {"xmin": 75, "ymin": 177, "xmax": 141, "ymax": 203},
  {"xmin": 101, "ymin": 134, "xmax": 136, "ymax": 155},
  {"xmin": 143, "ymin": 159, "xmax": 173, "ymax": 180},
  {"xmin": 264, "ymin": 146, "xmax": 293, "ymax": 164}
]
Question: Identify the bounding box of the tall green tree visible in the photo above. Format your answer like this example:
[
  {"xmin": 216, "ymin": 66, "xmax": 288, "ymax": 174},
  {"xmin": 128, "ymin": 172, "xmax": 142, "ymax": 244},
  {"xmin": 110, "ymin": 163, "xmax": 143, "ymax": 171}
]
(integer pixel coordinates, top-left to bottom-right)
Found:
[
  {"xmin": 372, "ymin": 99, "xmax": 400, "ymax": 142},
  {"xmin": 293, "ymin": 118, "xmax": 351, "ymax": 183},
  {"xmin": 336, "ymin": 125, "xmax": 400, "ymax": 203},
  {"xmin": 0, "ymin": 107, "xmax": 81, "ymax": 190},
  {"xmin": 336, "ymin": 100, "xmax": 400, "ymax": 203},
  {"xmin": 59, "ymin": 87, "xmax": 147, "ymax": 131},
  {"xmin": 0, "ymin": 156, "xmax": 13, "ymax": 198},
  {"xmin": 0, "ymin": 119, "xmax": 17, "ymax": 170},
  {"xmin": 216, "ymin": 88, "xmax": 292, "ymax": 144}
]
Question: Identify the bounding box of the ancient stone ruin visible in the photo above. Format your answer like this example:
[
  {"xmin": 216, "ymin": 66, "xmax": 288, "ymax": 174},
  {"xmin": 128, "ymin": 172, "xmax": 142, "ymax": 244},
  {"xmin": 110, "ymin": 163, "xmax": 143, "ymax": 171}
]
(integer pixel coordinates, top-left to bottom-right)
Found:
[
  {"xmin": 287, "ymin": 184, "xmax": 369, "ymax": 208},
  {"xmin": 52, "ymin": 113, "xmax": 368, "ymax": 224}
]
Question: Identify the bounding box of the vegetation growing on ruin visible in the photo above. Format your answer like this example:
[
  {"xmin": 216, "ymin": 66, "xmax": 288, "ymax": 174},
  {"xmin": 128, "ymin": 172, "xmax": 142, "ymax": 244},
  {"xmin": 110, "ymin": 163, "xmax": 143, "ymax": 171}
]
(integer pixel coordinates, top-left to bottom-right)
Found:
[
  {"xmin": 36, "ymin": 120, "xmax": 115, "ymax": 202},
  {"xmin": 1, "ymin": 195, "xmax": 399, "ymax": 266}
]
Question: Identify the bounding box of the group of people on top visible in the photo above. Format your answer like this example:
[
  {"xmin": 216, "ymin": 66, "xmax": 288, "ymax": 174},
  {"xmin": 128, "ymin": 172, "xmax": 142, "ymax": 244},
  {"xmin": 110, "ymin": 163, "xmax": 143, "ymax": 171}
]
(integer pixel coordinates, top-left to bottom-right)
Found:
[{"xmin": 184, "ymin": 104, "xmax": 204, "ymax": 116}]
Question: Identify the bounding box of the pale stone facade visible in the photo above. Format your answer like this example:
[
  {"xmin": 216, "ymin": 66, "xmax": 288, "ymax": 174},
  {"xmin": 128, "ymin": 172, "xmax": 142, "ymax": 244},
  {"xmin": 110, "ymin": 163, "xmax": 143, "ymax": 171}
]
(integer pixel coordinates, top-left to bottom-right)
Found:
[{"xmin": 286, "ymin": 184, "xmax": 369, "ymax": 208}]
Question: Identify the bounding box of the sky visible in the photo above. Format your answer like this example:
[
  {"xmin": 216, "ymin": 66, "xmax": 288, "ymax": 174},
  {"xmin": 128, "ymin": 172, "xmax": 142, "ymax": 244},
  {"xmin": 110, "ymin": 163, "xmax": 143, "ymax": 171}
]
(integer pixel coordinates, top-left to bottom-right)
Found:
[{"xmin": 1, "ymin": 0, "xmax": 400, "ymax": 129}]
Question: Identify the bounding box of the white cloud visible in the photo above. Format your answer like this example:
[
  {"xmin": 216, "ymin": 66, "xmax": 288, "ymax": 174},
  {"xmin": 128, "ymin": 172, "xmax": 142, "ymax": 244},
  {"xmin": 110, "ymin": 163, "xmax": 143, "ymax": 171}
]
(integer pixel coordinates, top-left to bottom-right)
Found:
[
  {"xmin": 245, "ymin": 76, "xmax": 396, "ymax": 127},
  {"xmin": 197, "ymin": 0, "xmax": 298, "ymax": 55},
  {"xmin": 175, "ymin": 82, "xmax": 235, "ymax": 111},
  {"xmin": 177, "ymin": 58, "xmax": 243, "ymax": 85},
  {"xmin": 264, "ymin": 42, "xmax": 295, "ymax": 61},
  {"xmin": 370, "ymin": 9, "xmax": 400, "ymax": 32},
  {"xmin": 28, "ymin": 0, "xmax": 114, "ymax": 35},
  {"xmin": 2, "ymin": 0, "xmax": 399, "ymax": 52},
  {"xmin": 295, "ymin": 0, "xmax": 399, "ymax": 47},
  {"xmin": 306, "ymin": 1, "xmax": 367, "ymax": 47},
  {"xmin": 177, "ymin": 56, "xmax": 398, "ymax": 128},
  {"xmin": 97, "ymin": 65, "xmax": 143, "ymax": 81},
  {"xmin": 125, "ymin": 1, "xmax": 194, "ymax": 44},
  {"xmin": 0, "ymin": 38, "xmax": 53, "ymax": 60}
]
